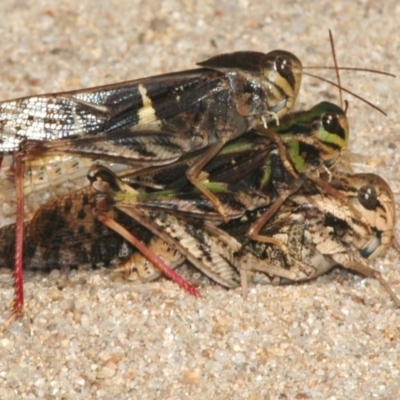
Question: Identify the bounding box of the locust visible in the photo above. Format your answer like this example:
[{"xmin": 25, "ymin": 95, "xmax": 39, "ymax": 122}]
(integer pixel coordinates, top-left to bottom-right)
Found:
[
  {"xmin": 100, "ymin": 168, "xmax": 400, "ymax": 306},
  {"xmin": 14, "ymin": 165, "xmax": 399, "ymax": 307}
]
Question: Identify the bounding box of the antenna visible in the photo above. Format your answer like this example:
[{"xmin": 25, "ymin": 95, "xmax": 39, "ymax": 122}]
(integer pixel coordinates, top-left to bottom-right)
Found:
[
  {"xmin": 302, "ymin": 31, "xmax": 395, "ymax": 115},
  {"xmin": 329, "ymin": 30, "xmax": 343, "ymax": 108}
]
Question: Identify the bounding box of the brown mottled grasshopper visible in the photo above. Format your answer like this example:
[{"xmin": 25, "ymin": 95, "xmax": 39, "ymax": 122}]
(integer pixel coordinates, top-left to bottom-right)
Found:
[
  {"xmin": 5, "ymin": 161, "xmax": 398, "ymax": 307},
  {"xmin": 102, "ymin": 167, "xmax": 400, "ymax": 306}
]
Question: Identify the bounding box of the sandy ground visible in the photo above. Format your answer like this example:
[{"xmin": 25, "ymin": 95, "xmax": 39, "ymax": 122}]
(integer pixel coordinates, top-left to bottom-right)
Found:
[{"xmin": 0, "ymin": 1, "xmax": 400, "ymax": 399}]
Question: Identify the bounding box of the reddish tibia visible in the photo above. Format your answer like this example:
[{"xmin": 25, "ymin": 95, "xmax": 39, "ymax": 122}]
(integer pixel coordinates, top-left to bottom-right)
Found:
[
  {"xmin": 93, "ymin": 209, "xmax": 201, "ymax": 297},
  {"xmin": 13, "ymin": 153, "xmax": 25, "ymax": 317}
]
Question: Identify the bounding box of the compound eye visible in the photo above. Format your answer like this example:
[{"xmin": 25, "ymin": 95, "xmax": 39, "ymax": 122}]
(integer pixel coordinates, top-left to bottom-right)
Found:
[
  {"xmin": 275, "ymin": 56, "xmax": 294, "ymax": 80},
  {"xmin": 322, "ymin": 112, "xmax": 340, "ymax": 134},
  {"xmin": 358, "ymin": 184, "xmax": 378, "ymax": 210}
]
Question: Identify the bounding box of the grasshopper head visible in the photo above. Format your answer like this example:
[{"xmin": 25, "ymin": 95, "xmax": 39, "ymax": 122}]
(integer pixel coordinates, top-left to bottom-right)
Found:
[
  {"xmin": 310, "ymin": 101, "xmax": 349, "ymax": 168},
  {"xmin": 262, "ymin": 50, "xmax": 302, "ymax": 118},
  {"xmin": 350, "ymin": 173, "xmax": 396, "ymax": 259}
]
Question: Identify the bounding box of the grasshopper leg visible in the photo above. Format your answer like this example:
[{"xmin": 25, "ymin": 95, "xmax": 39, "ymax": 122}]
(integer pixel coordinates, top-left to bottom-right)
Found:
[
  {"xmin": 93, "ymin": 209, "xmax": 200, "ymax": 297},
  {"xmin": 333, "ymin": 255, "xmax": 400, "ymax": 308},
  {"xmin": 247, "ymin": 178, "xmax": 306, "ymax": 245},
  {"xmin": 11, "ymin": 153, "xmax": 25, "ymax": 320},
  {"xmin": 112, "ymin": 237, "xmax": 185, "ymax": 283},
  {"xmin": 185, "ymin": 139, "xmax": 232, "ymax": 223}
]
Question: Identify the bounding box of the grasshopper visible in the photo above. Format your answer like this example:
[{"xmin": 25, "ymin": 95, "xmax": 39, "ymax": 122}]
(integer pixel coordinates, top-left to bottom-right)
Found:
[
  {"xmin": 18, "ymin": 164, "xmax": 398, "ymax": 306},
  {"xmin": 103, "ymin": 168, "xmax": 400, "ymax": 306}
]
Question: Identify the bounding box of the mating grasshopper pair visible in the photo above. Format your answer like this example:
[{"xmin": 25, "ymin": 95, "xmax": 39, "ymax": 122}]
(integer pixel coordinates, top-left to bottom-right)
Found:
[{"xmin": 0, "ymin": 33, "xmax": 397, "ymax": 320}]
